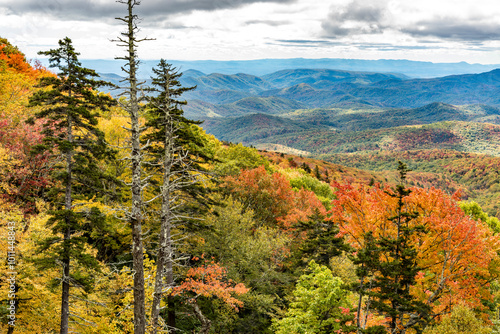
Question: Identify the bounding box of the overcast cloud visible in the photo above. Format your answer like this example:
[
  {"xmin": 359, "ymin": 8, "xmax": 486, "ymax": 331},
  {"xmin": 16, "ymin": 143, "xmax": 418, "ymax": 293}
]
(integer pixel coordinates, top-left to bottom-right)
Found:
[
  {"xmin": 401, "ymin": 19, "xmax": 500, "ymax": 41},
  {"xmin": 2, "ymin": 0, "xmax": 297, "ymax": 21},
  {"xmin": 322, "ymin": 0, "xmax": 389, "ymax": 37},
  {"xmin": 321, "ymin": 0, "xmax": 500, "ymax": 42},
  {"xmin": 1, "ymin": 0, "xmax": 500, "ymax": 64}
]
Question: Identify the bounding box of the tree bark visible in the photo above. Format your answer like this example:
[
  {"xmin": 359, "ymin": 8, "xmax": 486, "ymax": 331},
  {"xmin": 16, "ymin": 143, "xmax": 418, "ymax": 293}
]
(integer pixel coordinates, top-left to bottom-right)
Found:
[
  {"xmin": 119, "ymin": 1, "xmax": 146, "ymax": 333},
  {"xmin": 60, "ymin": 100, "xmax": 73, "ymax": 334},
  {"xmin": 191, "ymin": 299, "xmax": 211, "ymax": 334},
  {"xmin": 150, "ymin": 86, "xmax": 176, "ymax": 333}
]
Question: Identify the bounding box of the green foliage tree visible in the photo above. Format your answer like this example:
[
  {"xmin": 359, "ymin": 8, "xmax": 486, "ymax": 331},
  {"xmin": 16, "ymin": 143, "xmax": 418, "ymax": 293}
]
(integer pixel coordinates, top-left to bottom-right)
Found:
[
  {"xmin": 214, "ymin": 143, "xmax": 270, "ymax": 176},
  {"xmin": 272, "ymin": 260, "xmax": 354, "ymax": 334},
  {"xmin": 289, "ymin": 173, "xmax": 334, "ymax": 207},
  {"xmin": 423, "ymin": 304, "xmax": 491, "ymax": 334},
  {"xmin": 195, "ymin": 195, "xmax": 291, "ymax": 333},
  {"xmin": 460, "ymin": 201, "xmax": 500, "ymax": 234},
  {"xmin": 301, "ymin": 162, "xmax": 311, "ymax": 174},
  {"xmin": 292, "ymin": 208, "xmax": 348, "ymax": 267},
  {"xmin": 314, "ymin": 165, "xmax": 321, "ymax": 179},
  {"xmin": 28, "ymin": 37, "xmax": 115, "ymax": 334}
]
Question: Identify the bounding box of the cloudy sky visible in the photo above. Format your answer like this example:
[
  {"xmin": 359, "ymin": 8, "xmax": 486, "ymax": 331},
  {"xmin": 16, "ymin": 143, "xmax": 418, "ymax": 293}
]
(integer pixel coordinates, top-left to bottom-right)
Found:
[{"xmin": 1, "ymin": 0, "xmax": 500, "ymax": 64}]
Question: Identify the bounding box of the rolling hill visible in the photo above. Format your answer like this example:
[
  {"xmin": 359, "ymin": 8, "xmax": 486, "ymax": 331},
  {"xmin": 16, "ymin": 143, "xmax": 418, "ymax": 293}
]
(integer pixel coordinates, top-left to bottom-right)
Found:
[
  {"xmin": 250, "ymin": 121, "xmax": 500, "ymax": 156},
  {"xmin": 202, "ymin": 113, "xmax": 329, "ymax": 143},
  {"xmin": 180, "ymin": 68, "xmax": 500, "ymax": 115}
]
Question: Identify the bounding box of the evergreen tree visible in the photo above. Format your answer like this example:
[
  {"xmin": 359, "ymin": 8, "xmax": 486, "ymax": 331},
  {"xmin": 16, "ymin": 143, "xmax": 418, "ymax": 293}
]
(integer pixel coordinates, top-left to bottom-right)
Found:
[
  {"xmin": 301, "ymin": 162, "xmax": 311, "ymax": 174},
  {"xmin": 145, "ymin": 60, "xmax": 199, "ymax": 333},
  {"xmin": 351, "ymin": 162, "xmax": 430, "ymax": 334},
  {"xmin": 28, "ymin": 37, "xmax": 115, "ymax": 334},
  {"xmin": 314, "ymin": 165, "xmax": 321, "ymax": 180},
  {"xmin": 293, "ymin": 208, "xmax": 348, "ymax": 267}
]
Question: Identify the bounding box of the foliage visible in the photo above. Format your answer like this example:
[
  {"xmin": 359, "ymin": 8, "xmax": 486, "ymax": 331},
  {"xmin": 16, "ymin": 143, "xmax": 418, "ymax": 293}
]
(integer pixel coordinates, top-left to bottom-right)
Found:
[
  {"xmin": 272, "ymin": 260, "xmax": 354, "ymax": 334},
  {"xmin": 27, "ymin": 37, "xmax": 116, "ymax": 333},
  {"xmin": 223, "ymin": 166, "xmax": 326, "ymax": 230},
  {"xmin": 348, "ymin": 162, "xmax": 430, "ymax": 333},
  {"xmin": 460, "ymin": 201, "xmax": 500, "ymax": 234},
  {"xmin": 213, "ymin": 142, "xmax": 270, "ymax": 176},
  {"xmin": 320, "ymin": 149, "xmax": 500, "ymax": 218},
  {"xmin": 423, "ymin": 304, "xmax": 491, "ymax": 334},
  {"xmin": 194, "ymin": 195, "xmax": 292, "ymax": 332},
  {"xmin": 0, "ymin": 118, "xmax": 51, "ymax": 215},
  {"xmin": 329, "ymin": 178, "xmax": 500, "ymax": 332},
  {"xmin": 173, "ymin": 259, "xmax": 249, "ymax": 310},
  {"xmin": 288, "ymin": 173, "xmax": 334, "ymax": 206}
]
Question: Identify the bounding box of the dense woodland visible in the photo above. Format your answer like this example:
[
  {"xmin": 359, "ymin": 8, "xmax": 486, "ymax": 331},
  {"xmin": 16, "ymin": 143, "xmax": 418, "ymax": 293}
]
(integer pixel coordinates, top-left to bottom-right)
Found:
[{"xmin": 2, "ymin": 1, "xmax": 500, "ymax": 334}]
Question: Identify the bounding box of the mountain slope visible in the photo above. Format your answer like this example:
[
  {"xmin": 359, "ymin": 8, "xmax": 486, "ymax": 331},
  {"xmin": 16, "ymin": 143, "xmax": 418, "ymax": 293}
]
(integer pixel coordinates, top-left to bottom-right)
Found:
[
  {"xmin": 184, "ymin": 96, "xmax": 307, "ymax": 119},
  {"xmin": 182, "ymin": 72, "xmax": 274, "ymax": 93},
  {"xmin": 262, "ymin": 69, "xmax": 408, "ymax": 89},
  {"xmin": 201, "ymin": 113, "xmax": 330, "ymax": 143},
  {"xmin": 283, "ymin": 103, "xmax": 500, "ymax": 131},
  {"xmin": 251, "ymin": 121, "xmax": 500, "ymax": 156},
  {"xmin": 254, "ymin": 69, "xmax": 500, "ymax": 109}
]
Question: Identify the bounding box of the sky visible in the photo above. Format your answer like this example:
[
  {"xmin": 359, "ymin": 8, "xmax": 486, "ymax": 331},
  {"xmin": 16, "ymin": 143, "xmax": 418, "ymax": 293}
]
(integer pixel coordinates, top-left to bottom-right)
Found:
[{"xmin": 1, "ymin": 0, "xmax": 500, "ymax": 64}]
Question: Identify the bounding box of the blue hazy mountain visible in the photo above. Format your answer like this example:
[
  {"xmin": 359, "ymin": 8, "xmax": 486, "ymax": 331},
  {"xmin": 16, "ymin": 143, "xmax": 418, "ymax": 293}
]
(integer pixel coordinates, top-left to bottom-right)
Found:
[{"xmin": 38, "ymin": 58, "xmax": 500, "ymax": 79}]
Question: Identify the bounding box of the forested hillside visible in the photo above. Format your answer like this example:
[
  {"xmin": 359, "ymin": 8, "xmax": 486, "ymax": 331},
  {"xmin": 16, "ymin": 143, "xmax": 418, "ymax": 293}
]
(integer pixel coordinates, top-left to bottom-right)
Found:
[{"xmin": 2, "ymin": 2, "xmax": 500, "ymax": 333}]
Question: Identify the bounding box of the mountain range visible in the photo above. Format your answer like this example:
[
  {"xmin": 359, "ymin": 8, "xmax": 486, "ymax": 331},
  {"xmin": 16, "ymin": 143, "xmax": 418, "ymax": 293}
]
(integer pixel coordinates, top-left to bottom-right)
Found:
[
  {"xmin": 97, "ymin": 62, "xmax": 500, "ymax": 161},
  {"xmin": 94, "ymin": 60, "xmax": 500, "ymax": 218},
  {"xmin": 42, "ymin": 57, "xmax": 500, "ymax": 78}
]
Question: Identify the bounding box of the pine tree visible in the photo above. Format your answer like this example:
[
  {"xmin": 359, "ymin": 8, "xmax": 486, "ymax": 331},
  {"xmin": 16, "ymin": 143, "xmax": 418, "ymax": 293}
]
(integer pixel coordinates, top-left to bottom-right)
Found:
[
  {"xmin": 145, "ymin": 60, "xmax": 199, "ymax": 333},
  {"xmin": 351, "ymin": 162, "xmax": 430, "ymax": 334},
  {"xmin": 28, "ymin": 37, "xmax": 115, "ymax": 334},
  {"xmin": 314, "ymin": 165, "xmax": 321, "ymax": 180},
  {"xmin": 324, "ymin": 169, "xmax": 330, "ymax": 183}
]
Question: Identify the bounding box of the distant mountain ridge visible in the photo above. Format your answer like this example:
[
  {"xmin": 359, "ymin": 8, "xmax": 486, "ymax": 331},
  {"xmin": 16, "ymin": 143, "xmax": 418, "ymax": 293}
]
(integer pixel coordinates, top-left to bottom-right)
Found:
[
  {"xmin": 180, "ymin": 68, "xmax": 500, "ymax": 119},
  {"xmin": 39, "ymin": 58, "xmax": 500, "ymax": 78}
]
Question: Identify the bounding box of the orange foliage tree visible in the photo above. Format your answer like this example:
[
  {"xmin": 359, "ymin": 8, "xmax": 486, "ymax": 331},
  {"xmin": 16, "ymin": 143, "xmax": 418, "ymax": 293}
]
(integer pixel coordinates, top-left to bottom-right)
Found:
[
  {"xmin": 0, "ymin": 38, "xmax": 54, "ymax": 215},
  {"xmin": 329, "ymin": 176, "xmax": 500, "ymax": 332},
  {"xmin": 223, "ymin": 166, "xmax": 347, "ymax": 270},
  {"xmin": 0, "ymin": 38, "xmax": 53, "ymax": 119},
  {"xmin": 223, "ymin": 166, "xmax": 326, "ymax": 230},
  {"xmin": 172, "ymin": 259, "xmax": 249, "ymax": 334}
]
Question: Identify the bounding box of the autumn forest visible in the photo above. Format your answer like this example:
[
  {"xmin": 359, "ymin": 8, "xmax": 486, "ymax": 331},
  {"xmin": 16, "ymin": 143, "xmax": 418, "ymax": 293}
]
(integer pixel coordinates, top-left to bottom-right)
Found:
[{"xmin": 2, "ymin": 1, "xmax": 500, "ymax": 334}]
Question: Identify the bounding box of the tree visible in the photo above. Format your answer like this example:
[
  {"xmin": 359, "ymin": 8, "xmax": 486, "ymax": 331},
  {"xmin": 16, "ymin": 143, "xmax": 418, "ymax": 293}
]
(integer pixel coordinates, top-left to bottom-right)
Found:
[
  {"xmin": 460, "ymin": 201, "xmax": 500, "ymax": 234},
  {"xmin": 351, "ymin": 162, "xmax": 430, "ymax": 333},
  {"xmin": 423, "ymin": 304, "xmax": 491, "ymax": 334},
  {"xmin": 0, "ymin": 118, "xmax": 51, "ymax": 215},
  {"xmin": 28, "ymin": 37, "xmax": 115, "ymax": 334},
  {"xmin": 329, "ymin": 163, "xmax": 500, "ymax": 333},
  {"xmin": 272, "ymin": 260, "xmax": 354, "ymax": 334},
  {"xmin": 144, "ymin": 60, "xmax": 199, "ymax": 333},
  {"xmin": 194, "ymin": 194, "xmax": 292, "ymax": 333},
  {"xmin": 314, "ymin": 165, "xmax": 321, "ymax": 180},
  {"xmin": 114, "ymin": 1, "xmax": 151, "ymax": 333},
  {"xmin": 172, "ymin": 259, "xmax": 249, "ymax": 334}
]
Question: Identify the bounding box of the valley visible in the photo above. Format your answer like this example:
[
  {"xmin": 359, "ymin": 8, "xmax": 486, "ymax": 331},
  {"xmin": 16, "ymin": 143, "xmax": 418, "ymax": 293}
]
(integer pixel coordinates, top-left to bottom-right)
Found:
[{"xmin": 173, "ymin": 66, "xmax": 500, "ymax": 220}]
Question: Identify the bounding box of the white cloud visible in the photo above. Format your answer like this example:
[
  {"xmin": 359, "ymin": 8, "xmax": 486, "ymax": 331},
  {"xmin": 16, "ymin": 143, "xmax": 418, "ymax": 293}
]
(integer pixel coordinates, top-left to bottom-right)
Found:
[{"xmin": 1, "ymin": 0, "xmax": 500, "ymax": 63}]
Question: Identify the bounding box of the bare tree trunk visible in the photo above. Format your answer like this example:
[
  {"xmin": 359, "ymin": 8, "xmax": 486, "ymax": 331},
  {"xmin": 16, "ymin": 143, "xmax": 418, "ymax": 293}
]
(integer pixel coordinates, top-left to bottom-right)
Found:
[
  {"xmin": 115, "ymin": 1, "xmax": 146, "ymax": 333},
  {"xmin": 146, "ymin": 60, "xmax": 198, "ymax": 334},
  {"xmin": 190, "ymin": 299, "xmax": 211, "ymax": 334},
  {"xmin": 130, "ymin": 72, "xmax": 146, "ymax": 334}
]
